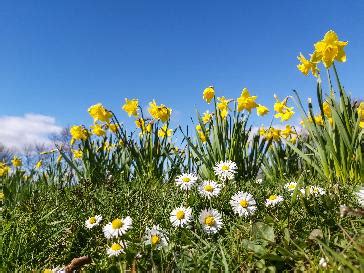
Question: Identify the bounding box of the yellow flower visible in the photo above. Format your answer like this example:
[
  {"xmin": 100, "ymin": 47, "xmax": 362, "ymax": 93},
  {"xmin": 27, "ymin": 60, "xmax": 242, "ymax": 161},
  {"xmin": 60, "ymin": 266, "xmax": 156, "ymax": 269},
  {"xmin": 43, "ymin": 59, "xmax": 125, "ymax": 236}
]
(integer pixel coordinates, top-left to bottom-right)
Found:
[
  {"xmin": 158, "ymin": 124, "xmax": 173, "ymax": 138},
  {"xmin": 237, "ymin": 88, "xmax": 258, "ymax": 112},
  {"xmin": 196, "ymin": 124, "xmax": 202, "ymax": 131},
  {"xmin": 135, "ymin": 118, "xmax": 145, "ymax": 129},
  {"xmin": 258, "ymin": 127, "xmax": 266, "ymax": 137},
  {"xmin": 0, "ymin": 191, "xmax": 4, "ymax": 201},
  {"xmin": 322, "ymin": 101, "xmax": 332, "ymax": 117},
  {"xmin": 256, "ymin": 104, "xmax": 269, "ymax": 116},
  {"xmin": 35, "ymin": 160, "xmax": 42, "ymax": 169},
  {"xmin": 217, "ymin": 97, "xmax": 231, "ymax": 119},
  {"xmin": 203, "ymin": 86, "xmax": 215, "ymax": 103},
  {"xmin": 265, "ymin": 127, "xmax": 281, "ymax": 141},
  {"xmin": 311, "ymin": 30, "xmax": 348, "ymax": 68},
  {"xmin": 290, "ymin": 134, "xmax": 297, "ymax": 144},
  {"xmin": 0, "ymin": 163, "xmax": 10, "ymax": 176},
  {"xmin": 70, "ymin": 125, "xmax": 88, "ymax": 141},
  {"xmin": 11, "ymin": 156, "xmax": 22, "ymax": 167},
  {"xmin": 273, "ymin": 95, "xmax": 288, "ymax": 113},
  {"xmin": 148, "ymin": 100, "xmax": 172, "ymax": 122},
  {"xmin": 146, "ymin": 123, "xmax": 153, "ymax": 133},
  {"xmin": 314, "ymin": 114, "xmax": 324, "ymax": 126},
  {"xmin": 122, "ymin": 98, "xmax": 139, "ymax": 117},
  {"xmin": 297, "ymin": 53, "xmax": 319, "ymax": 77},
  {"xmin": 198, "ymin": 131, "xmax": 207, "ymax": 143},
  {"xmin": 90, "ymin": 124, "xmax": 106, "ymax": 136},
  {"xmin": 358, "ymin": 102, "xmax": 364, "ymax": 129},
  {"xmin": 202, "ymin": 111, "xmax": 213, "ymax": 124},
  {"xmin": 88, "ymin": 103, "xmax": 112, "ymax": 123},
  {"xmin": 108, "ymin": 123, "xmax": 119, "ymax": 133},
  {"xmin": 281, "ymin": 125, "xmax": 293, "ymax": 138},
  {"xmin": 72, "ymin": 149, "xmax": 83, "ymax": 159},
  {"xmin": 274, "ymin": 107, "xmax": 295, "ymax": 122}
]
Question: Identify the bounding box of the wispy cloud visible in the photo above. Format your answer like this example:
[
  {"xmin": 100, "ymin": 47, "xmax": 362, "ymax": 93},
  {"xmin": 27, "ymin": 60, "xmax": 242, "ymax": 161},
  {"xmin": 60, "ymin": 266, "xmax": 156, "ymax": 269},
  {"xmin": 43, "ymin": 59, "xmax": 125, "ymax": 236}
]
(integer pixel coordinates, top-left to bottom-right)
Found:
[{"xmin": 0, "ymin": 114, "xmax": 63, "ymax": 151}]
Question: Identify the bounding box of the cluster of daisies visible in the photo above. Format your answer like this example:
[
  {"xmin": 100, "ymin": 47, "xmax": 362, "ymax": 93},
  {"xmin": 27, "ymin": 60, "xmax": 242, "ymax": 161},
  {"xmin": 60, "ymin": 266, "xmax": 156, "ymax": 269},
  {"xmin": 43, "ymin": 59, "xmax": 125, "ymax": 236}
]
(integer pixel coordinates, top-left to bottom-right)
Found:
[{"xmin": 83, "ymin": 161, "xmax": 329, "ymax": 257}]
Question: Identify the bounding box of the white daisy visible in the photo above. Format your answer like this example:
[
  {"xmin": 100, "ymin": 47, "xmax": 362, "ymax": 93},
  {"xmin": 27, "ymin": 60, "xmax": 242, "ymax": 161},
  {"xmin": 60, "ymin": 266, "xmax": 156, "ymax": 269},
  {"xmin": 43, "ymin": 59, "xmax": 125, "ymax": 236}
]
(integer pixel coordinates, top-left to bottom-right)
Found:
[
  {"xmin": 230, "ymin": 191, "xmax": 257, "ymax": 217},
  {"xmin": 106, "ymin": 241, "xmax": 127, "ymax": 257},
  {"xmin": 170, "ymin": 206, "xmax": 193, "ymax": 228},
  {"xmin": 309, "ymin": 186, "xmax": 326, "ymax": 196},
  {"xmin": 199, "ymin": 208, "xmax": 223, "ymax": 234},
  {"xmin": 198, "ymin": 180, "xmax": 221, "ymax": 199},
  {"xmin": 357, "ymin": 187, "xmax": 364, "ymax": 207},
  {"xmin": 85, "ymin": 215, "xmax": 102, "ymax": 229},
  {"xmin": 255, "ymin": 178, "xmax": 263, "ymax": 184},
  {"xmin": 213, "ymin": 160, "xmax": 237, "ymax": 181},
  {"xmin": 319, "ymin": 257, "xmax": 328, "ymax": 268},
  {"xmin": 103, "ymin": 216, "xmax": 132, "ymax": 239},
  {"xmin": 144, "ymin": 225, "xmax": 168, "ymax": 249},
  {"xmin": 265, "ymin": 194, "xmax": 284, "ymax": 207},
  {"xmin": 175, "ymin": 173, "xmax": 198, "ymax": 190},
  {"xmin": 284, "ymin": 182, "xmax": 298, "ymax": 193}
]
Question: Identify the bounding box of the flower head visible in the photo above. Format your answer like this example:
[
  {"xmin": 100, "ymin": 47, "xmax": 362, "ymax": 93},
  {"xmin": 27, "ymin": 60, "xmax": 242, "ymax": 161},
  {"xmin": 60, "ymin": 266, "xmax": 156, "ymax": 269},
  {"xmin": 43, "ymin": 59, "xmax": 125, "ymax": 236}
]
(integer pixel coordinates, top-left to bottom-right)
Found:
[
  {"xmin": 144, "ymin": 225, "xmax": 168, "ymax": 249},
  {"xmin": 198, "ymin": 180, "xmax": 221, "ymax": 199},
  {"xmin": 0, "ymin": 163, "xmax": 10, "ymax": 177},
  {"xmin": 11, "ymin": 156, "xmax": 22, "ymax": 167},
  {"xmin": 88, "ymin": 103, "xmax": 112, "ymax": 123},
  {"xmin": 311, "ymin": 30, "xmax": 348, "ymax": 68},
  {"xmin": 122, "ymin": 98, "xmax": 139, "ymax": 117},
  {"xmin": 237, "ymin": 88, "xmax": 258, "ymax": 112},
  {"xmin": 170, "ymin": 206, "xmax": 193, "ymax": 228},
  {"xmin": 203, "ymin": 86, "xmax": 215, "ymax": 103},
  {"xmin": 309, "ymin": 185, "xmax": 326, "ymax": 196},
  {"xmin": 265, "ymin": 194, "xmax": 284, "ymax": 207},
  {"xmin": 72, "ymin": 149, "xmax": 83, "ymax": 159},
  {"xmin": 213, "ymin": 160, "xmax": 237, "ymax": 181},
  {"xmin": 35, "ymin": 160, "xmax": 42, "ymax": 169},
  {"xmin": 217, "ymin": 97, "xmax": 231, "ymax": 119},
  {"xmin": 70, "ymin": 125, "xmax": 88, "ymax": 141},
  {"xmin": 199, "ymin": 208, "xmax": 223, "ymax": 234},
  {"xmin": 103, "ymin": 216, "xmax": 132, "ymax": 239},
  {"xmin": 256, "ymin": 104, "xmax": 269, "ymax": 116},
  {"xmin": 202, "ymin": 111, "xmax": 213, "ymax": 124},
  {"xmin": 107, "ymin": 241, "xmax": 127, "ymax": 257},
  {"xmin": 90, "ymin": 124, "xmax": 106, "ymax": 137},
  {"xmin": 285, "ymin": 181, "xmax": 298, "ymax": 192},
  {"xmin": 230, "ymin": 191, "xmax": 257, "ymax": 217},
  {"xmin": 85, "ymin": 215, "xmax": 102, "ymax": 229},
  {"xmin": 175, "ymin": 173, "xmax": 198, "ymax": 190},
  {"xmin": 148, "ymin": 100, "xmax": 172, "ymax": 122},
  {"xmin": 297, "ymin": 53, "xmax": 319, "ymax": 77},
  {"xmin": 357, "ymin": 102, "xmax": 364, "ymax": 129},
  {"xmin": 158, "ymin": 124, "xmax": 173, "ymax": 138}
]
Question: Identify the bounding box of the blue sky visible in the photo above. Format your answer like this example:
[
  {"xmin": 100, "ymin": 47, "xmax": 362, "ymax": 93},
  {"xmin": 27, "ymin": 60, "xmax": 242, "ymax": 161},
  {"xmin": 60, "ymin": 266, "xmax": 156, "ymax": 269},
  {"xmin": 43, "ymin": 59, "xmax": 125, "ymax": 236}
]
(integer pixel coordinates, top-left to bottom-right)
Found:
[{"xmin": 0, "ymin": 0, "xmax": 363, "ymax": 136}]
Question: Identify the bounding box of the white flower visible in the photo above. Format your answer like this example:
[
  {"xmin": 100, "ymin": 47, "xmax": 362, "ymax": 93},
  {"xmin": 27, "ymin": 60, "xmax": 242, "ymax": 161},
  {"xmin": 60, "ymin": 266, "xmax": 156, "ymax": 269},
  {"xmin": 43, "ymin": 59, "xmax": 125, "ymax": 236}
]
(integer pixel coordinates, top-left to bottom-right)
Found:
[
  {"xmin": 175, "ymin": 173, "xmax": 198, "ymax": 190},
  {"xmin": 265, "ymin": 194, "xmax": 284, "ymax": 207},
  {"xmin": 103, "ymin": 216, "xmax": 132, "ymax": 239},
  {"xmin": 356, "ymin": 187, "xmax": 364, "ymax": 207},
  {"xmin": 107, "ymin": 241, "xmax": 127, "ymax": 257},
  {"xmin": 199, "ymin": 208, "xmax": 223, "ymax": 234},
  {"xmin": 230, "ymin": 191, "xmax": 257, "ymax": 217},
  {"xmin": 309, "ymin": 186, "xmax": 326, "ymax": 196},
  {"xmin": 213, "ymin": 160, "xmax": 237, "ymax": 181},
  {"xmin": 85, "ymin": 215, "xmax": 102, "ymax": 229},
  {"xmin": 284, "ymin": 181, "xmax": 297, "ymax": 192},
  {"xmin": 144, "ymin": 225, "xmax": 168, "ymax": 249},
  {"xmin": 198, "ymin": 180, "xmax": 221, "ymax": 199},
  {"xmin": 255, "ymin": 178, "xmax": 263, "ymax": 184},
  {"xmin": 170, "ymin": 206, "xmax": 193, "ymax": 228},
  {"xmin": 319, "ymin": 257, "xmax": 328, "ymax": 268}
]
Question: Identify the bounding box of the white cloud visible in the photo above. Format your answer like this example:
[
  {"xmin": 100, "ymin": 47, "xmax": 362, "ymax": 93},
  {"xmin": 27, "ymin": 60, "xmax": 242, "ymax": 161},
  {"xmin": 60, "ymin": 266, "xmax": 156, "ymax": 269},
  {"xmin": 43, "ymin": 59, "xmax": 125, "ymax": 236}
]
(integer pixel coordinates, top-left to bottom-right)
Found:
[{"xmin": 0, "ymin": 113, "xmax": 63, "ymax": 151}]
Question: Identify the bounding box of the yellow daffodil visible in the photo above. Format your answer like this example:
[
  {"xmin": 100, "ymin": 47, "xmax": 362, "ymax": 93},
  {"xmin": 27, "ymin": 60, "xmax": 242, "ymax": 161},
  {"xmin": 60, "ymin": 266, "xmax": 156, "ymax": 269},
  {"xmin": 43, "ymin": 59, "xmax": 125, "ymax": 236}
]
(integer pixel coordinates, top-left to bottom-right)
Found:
[
  {"xmin": 259, "ymin": 127, "xmax": 266, "ymax": 137},
  {"xmin": 203, "ymin": 86, "xmax": 215, "ymax": 103},
  {"xmin": 108, "ymin": 123, "xmax": 119, "ymax": 133},
  {"xmin": 88, "ymin": 103, "xmax": 112, "ymax": 123},
  {"xmin": 357, "ymin": 102, "xmax": 364, "ymax": 128},
  {"xmin": 281, "ymin": 125, "xmax": 293, "ymax": 138},
  {"xmin": 72, "ymin": 149, "xmax": 83, "ymax": 159},
  {"xmin": 322, "ymin": 101, "xmax": 332, "ymax": 117},
  {"xmin": 202, "ymin": 111, "xmax": 213, "ymax": 124},
  {"xmin": 0, "ymin": 163, "xmax": 10, "ymax": 176},
  {"xmin": 198, "ymin": 131, "xmax": 207, "ymax": 143},
  {"xmin": 311, "ymin": 30, "xmax": 348, "ymax": 68},
  {"xmin": 256, "ymin": 104, "xmax": 269, "ymax": 116},
  {"xmin": 122, "ymin": 98, "xmax": 139, "ymax": 117},
  {"xmin": 35, "ymin": 160, "xmax": 42, "ymax": 169},
  {"xmin": 274, "ymin": 107, "xmax": 295, "ymax": 122},
  {"xmin": 135, "ymin": 118, "xmax": 145, "ymax": 129},
  {"xmin": 11, "ymin": 156, "xmax": 22, "ymax": 167},
  {"xmin": 297, "ymin": 53, "xmax": 319, "ymax": 77},
  {"xmin": 290, "ymin": 134, "xmax": 297, "ymax": 144},
  {"xmin": 70, "ymin": 125, "xmax": 88, "ymax": 141},
  {"xmin": 265, "ymin": 127, "xmax": 281, "ymax": 141},
  {"xmin": 148, "ymin": 100, "xmax": 172, "ymax": 122},
  {"xmin": 196, "ymin": 124, "xmax": 202, "ymax": 131},
  {"xmin": 237, "ymin": 88, "xmax": 258, "ymax": 112},
  {"xmin": 91, "ymin": 124, "xmax": 106, "ymax": 136},
  {"xmin": 273, "ymin": 95, "xmax": 288, "ymax": 113},
  {"xmin": 217, "ymin": 97, "xmax": 231, "ymax": 119},
  {"xmin": 158, "ymin": 125, "xmax": 173, "ymax": 138},
  {"xmin": 314, "ymin": 115, "xmax": 324, "ymax": 126}
]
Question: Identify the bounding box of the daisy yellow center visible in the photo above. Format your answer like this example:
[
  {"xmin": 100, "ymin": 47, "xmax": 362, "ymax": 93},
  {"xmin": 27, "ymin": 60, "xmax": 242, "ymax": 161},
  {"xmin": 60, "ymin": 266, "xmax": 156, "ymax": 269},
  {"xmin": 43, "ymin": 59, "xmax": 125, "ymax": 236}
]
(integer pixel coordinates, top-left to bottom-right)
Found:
[
  {"xmin": 204, "ymin": 184, "xmax": 214, "ymax": 192},
  {"xmin": 239, "ymin": 200, "xmax": 249, "ymax": 208},
  {"xmin": 204, "ymin": 216, "xmax": 215, "ymax": 226},
  {"xmin": 111, "ymin": 243, "xmax": 122, "ymax": 251},
  {"xmin": 221, "ymin": 165, "xmax": 229, "ymax": 171},
  {"xmin": 151, "ymin": 235, "xmax": 160, "ymax": 245},
  {"xmin": 268, "ymin": 195, "xmax": 277, "ymax": 201},
  {"xmin": 182, "ymin": 177, "xmax": 191, "ymax": 183},
  {"xmin": 288, "ymin": 184, "xmax": 296, "ymax": 190},
  {"xmin": 176, "ymin": 210, "xmax": 185, "ymax": 220},
  {"xmin": 112, "ymin": 218, "xmax": 123, "ymax": 229},
  {"xmin": 89, "ymin": 217, "xmax": 96, "ymax": 224}
]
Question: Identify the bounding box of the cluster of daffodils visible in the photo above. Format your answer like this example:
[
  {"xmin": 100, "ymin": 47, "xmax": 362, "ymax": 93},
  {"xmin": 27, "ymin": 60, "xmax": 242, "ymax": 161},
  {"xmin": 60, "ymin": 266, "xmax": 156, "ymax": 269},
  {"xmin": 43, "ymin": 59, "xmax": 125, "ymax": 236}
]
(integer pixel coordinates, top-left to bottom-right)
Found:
[
  {"xmin": 259, "ymin": 124, "xmax": 297, "ymax": 143},
  {"xmin": 0, "ymin": 162, "xmax": 11, "ymax": 177}
]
